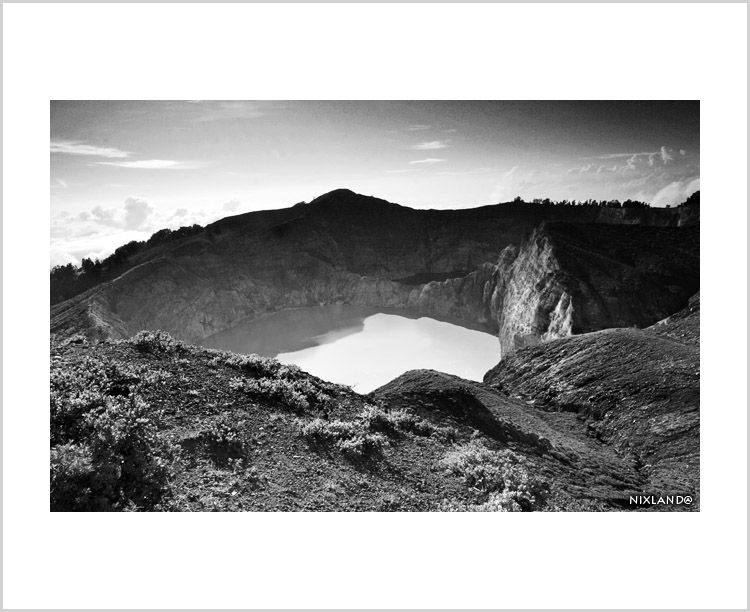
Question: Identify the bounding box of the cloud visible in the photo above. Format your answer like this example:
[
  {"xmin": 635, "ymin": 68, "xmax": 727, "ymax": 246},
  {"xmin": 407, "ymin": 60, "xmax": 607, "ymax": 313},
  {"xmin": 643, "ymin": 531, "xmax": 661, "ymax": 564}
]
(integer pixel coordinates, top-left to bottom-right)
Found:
[
  {"xmin": 406, "ymin": 124, "xmax": 432, "ymax": 131},
  {"xmin": 123, "ymin": 197, "xmax": 154, "ymax": 229},
  {"xmin": 90, "ymin": 205, "xmax": 121, "ymax": 228},
  {"xmin": 50, "ymin": 140, "xmax": 131, "ymax": 158},
  {"xmin": 567, "ymin": 163, "xmax": 596, "ymax": 174},
  {"xmin": 85, "ymin": 197, "xmax": 154, "ymax": 230},
  {"xmin": 50, "ymin": 197, "xmax": 241, "ymax": 267},
  {"xmin": 409, "ymin": 158, "xmax": 446, "ymax": 165},
  {"xmin": 650, "ymin": 178, "xmax": 700, "ymax": 208},
  {"xmin": 50, "ymin": 230, "xmax": 152, "ymax": 267},
  {"xmin": 594, "ymin": 152, "xmax": 652, "ymax": 160},
  {"xmin": 96, "ymin": 159, "xmax": 205, "ymax": 170},
  {"xmin": 624, "ymin": 154, "xmax": 639, "ymax": 171},
  {"xmin": 595, "ymin": 147, "xmax": 679, "ymax": 166},
  {"xmin": 222, "ymin": 199, "xmax": 241, "ymax": 212},
  {"xmin": 411, "ymin": 140, "xmax": 450, "ymax": 150}
]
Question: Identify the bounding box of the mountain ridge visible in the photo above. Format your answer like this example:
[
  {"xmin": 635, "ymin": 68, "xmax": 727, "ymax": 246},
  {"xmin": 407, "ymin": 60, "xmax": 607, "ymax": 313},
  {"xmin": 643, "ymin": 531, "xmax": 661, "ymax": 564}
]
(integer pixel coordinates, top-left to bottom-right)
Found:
[{"xmin": 51, "ymin": 189, "xmax": 699, "ymax": 356}]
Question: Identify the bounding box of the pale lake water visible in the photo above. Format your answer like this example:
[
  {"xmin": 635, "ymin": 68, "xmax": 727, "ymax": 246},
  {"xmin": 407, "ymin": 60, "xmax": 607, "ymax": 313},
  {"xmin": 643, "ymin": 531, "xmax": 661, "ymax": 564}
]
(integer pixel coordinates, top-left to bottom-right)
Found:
[{"xmin": 200, "ymin": 305, "xmax": 500, "ymax": 393}]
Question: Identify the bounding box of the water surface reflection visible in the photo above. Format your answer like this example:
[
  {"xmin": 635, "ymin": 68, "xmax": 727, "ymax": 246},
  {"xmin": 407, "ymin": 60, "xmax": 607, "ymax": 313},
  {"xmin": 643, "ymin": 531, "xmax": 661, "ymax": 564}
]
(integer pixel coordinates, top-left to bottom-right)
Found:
[{"xmin": 201, "ymin": 305, "xmax": 500, "ymax": 393}]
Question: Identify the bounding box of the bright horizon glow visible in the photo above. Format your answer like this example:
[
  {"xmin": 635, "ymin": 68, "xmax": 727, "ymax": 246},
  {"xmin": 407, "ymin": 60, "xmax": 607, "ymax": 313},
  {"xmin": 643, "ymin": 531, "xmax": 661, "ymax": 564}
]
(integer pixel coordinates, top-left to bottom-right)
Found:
[{"xmin": 50, "ymin": 100, "xmax": 700, "ymax": 266}]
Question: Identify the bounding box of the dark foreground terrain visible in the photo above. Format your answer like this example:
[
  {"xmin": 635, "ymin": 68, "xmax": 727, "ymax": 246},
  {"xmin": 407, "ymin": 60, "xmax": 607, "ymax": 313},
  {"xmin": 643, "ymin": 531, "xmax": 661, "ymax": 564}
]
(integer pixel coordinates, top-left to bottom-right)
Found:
[{"xmin": 50, "ymin": 295, "xmax": 699, "ymax": 512}]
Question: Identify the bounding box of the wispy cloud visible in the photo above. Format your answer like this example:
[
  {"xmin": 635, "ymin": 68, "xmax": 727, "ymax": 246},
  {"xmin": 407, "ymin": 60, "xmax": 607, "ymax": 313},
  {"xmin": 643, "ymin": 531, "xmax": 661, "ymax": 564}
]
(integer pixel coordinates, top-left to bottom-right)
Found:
[
  {"xmin": 50, "ymin": 140, "xmax": 131, "ymax": 158},
  {"xmin": 660, "ymin": 146, "xmax": 674, "ymax": 164},
  {"xmin": 592, "ymin": 146, "xmax": 681, "ymax": 166},
  {"xmin": 96, "ymin": 160, "xmax": 205, "ymax": 170},
  {"xmin": 568, "ymin": 164, "xmax": 593, "ymax": 175},
  {"xmin": 411, "ymin": 140, "xmax": 450, "ymax": 151},
  {"xmin": 592, "ymin": 151, "xmax": 653, "ymax": 160},
  {"xmin": 409, "ymin": 158, "xmax": 446, "ymax": 165},
  {"xmin": 407, "ymin": 124, "xmax": 432, "ymax": 131}
]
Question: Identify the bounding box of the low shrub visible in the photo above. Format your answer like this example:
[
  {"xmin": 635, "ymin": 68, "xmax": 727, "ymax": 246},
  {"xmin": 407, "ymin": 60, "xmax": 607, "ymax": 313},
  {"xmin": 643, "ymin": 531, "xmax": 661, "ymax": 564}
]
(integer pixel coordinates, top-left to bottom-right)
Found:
[
  {"xmin": 295, "ymin": 418, "xmax": 387, "ymax": 458},
  {"xmin": 200, "ymin": 413, "xmax": 245, "ymax": 452},
  {"xmin": 231, "ymin": 375, "xmax": 331, "ymax": 412},
  {"xmin": 50, "ymin": 442, "xmax": 95, "ymax": 510},
  {"xmin": 439, "ymin": 441, "xmax": 548, "ymax": 511},
  {"xmin": 359, "ymin": 405, "xmax": 457, "ymax": 441},
  {"xmin": 129, "ymin": 330, "xmax": 187, "ymax": 355},
  {"xmin": 50, "ymin": 355, "xmax": 175, "ymax": 511},
  {"xmin": 222, "ymin": 353, "xmax": 293, "ymax": 379}
]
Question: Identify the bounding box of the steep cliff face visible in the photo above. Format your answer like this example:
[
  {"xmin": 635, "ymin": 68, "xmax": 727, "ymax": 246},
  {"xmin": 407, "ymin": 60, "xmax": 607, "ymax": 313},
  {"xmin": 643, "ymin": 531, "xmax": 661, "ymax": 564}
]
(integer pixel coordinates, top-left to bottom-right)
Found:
[
  {"xmin": 487, "ymin": 222, "xmax": 700, "ymax": 356},
  {"xmin": 400, "ymin": 221, "xmax": 699, "ymax": 357},
  {"xmin": 51, "ymin": 189, "xmax": 699, "ymax": 351}
]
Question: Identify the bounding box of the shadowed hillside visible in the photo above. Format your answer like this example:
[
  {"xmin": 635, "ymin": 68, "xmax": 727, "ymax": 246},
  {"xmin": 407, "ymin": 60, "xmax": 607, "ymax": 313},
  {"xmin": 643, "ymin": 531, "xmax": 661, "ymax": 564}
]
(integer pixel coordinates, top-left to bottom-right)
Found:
[{"xmin": 51, "ymin": 189, "xmax": 699, "ymax": 356}]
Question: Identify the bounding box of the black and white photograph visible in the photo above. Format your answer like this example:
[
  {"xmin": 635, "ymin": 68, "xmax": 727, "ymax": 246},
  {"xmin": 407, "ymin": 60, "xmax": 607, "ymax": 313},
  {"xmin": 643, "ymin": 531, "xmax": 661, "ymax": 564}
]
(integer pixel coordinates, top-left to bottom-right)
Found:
[
  {"xmin": 3, "ymin": 2, "xmax": 747, "ymax": 610},
  {"xmin": 49, "ymin": 100, "xmax": 700, "ymax": 513}
]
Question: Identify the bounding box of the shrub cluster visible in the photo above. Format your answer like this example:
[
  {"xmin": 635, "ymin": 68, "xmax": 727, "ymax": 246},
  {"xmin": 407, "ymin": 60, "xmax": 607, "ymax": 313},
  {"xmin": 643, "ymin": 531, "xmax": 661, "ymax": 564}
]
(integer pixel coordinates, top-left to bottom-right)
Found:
[
  {"xmin": 439, "ymin": 441, "xmax": 548, "ymax": 511},
  {"xmin": 50, "ymin": 356, "xmax": 174, "ymax": 511},
  {"xmin": 199, "ymin": 413, "xmax": 245, "ymax": 452},
  {"xmin": 295, "ymin": 402, "xmax": 460, "ymax": 460},
  {"xmin": 359, "ymin": 405, "xmax": 457, "ymax": 441},
  {"xmin": 228, "ymin": 370, "xmax": 330, "ymax": 412},
  {"xmin": 129, "ymin": 330, "xmax": 187, "ymax": 355},
  {"xmin": 295, "ymin": 418, "xmax": 388, "ymax": 458},
  {"xmin": 222, "ymin": 353, "xmax": 299, "ymax": 379}
]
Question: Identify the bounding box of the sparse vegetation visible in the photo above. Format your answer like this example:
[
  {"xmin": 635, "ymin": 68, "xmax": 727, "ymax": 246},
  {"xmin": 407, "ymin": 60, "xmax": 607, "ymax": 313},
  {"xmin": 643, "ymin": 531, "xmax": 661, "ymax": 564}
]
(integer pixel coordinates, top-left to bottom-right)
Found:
[
  {"xmin": 199, "ymin": 412, "xmax": 246, "ymax": 452},
  {"xmin": 359, "ymin": 404, "xmax": 457, "ymax": 441},
  {"xmin": 295, "ymin": 418, "xmax": 388, "ymax": 458},
  {"xmin": 50, "ymin": 358, "xmax": 175, "ymax": 510},
  {"xmin": 129, "ymin": 330, "xmax": 188, "ymax": 355},
  {"xmin": 229, "ymin": 374, "xmax": 331, "ymax": 412},
  {"xmin": 50, "ymin": 309, "xmax": 698, "ymax": 512},
  {"xmin": 439, "ymin": 441, "xmax": 548, "ymax": 511}
]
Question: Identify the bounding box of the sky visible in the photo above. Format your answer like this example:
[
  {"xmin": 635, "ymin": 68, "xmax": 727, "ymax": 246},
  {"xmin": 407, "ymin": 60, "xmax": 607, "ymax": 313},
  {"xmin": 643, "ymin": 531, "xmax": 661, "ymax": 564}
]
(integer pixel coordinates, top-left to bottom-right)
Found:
[{"xmin": 50, "ymin": 100, "xmax": 699, "ymax": 267}]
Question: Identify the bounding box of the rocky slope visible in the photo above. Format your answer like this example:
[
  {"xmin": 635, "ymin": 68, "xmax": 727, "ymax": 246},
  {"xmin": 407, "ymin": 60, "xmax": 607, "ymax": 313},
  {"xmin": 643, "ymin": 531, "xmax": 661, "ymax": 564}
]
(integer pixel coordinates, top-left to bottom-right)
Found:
[
  {"xmin": 51, "ymin": 189, "xmax": 699, "ymax": 356},
  {"xmin": 50, "ymin": 325, "xmax": 698, "ymax": 512},
  {"xmin": 483, "ymin": 293, "xmax": 700, "ymax": 506}
]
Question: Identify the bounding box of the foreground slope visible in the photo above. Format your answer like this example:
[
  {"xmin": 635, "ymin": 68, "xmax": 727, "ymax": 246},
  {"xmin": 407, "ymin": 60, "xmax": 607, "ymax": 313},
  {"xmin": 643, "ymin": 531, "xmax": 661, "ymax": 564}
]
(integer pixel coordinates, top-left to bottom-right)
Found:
[
  {"xmin": 483, "ymin": 294, "xmax": 700, "ymax": 505},
  {"xmin": 51, "ymin": 296, "xmax": 699, "ymax": 511},
  {"xmin": 51, "ymin": 190, "xmax": 699, "ymax": 357}
]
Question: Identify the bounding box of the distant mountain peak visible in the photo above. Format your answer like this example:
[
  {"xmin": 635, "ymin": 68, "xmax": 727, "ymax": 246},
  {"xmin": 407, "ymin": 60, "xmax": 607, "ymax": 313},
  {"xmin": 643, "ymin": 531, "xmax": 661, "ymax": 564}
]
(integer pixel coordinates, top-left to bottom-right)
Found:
[
  {"xmin": 307, "ymin": 189, "xmax": 401, "ymax": 211},
  {"xmin": 312, "ymin": 188, "xmax": 357, "ymax": 200}
]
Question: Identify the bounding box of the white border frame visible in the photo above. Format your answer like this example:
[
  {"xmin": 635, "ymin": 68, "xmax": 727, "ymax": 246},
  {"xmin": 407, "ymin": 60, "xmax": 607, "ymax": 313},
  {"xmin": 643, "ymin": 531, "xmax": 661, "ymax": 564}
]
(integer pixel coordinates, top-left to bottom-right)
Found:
[{"xmin": 3, "ymin": 3, "xmax": 747, "ymax": 609}]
